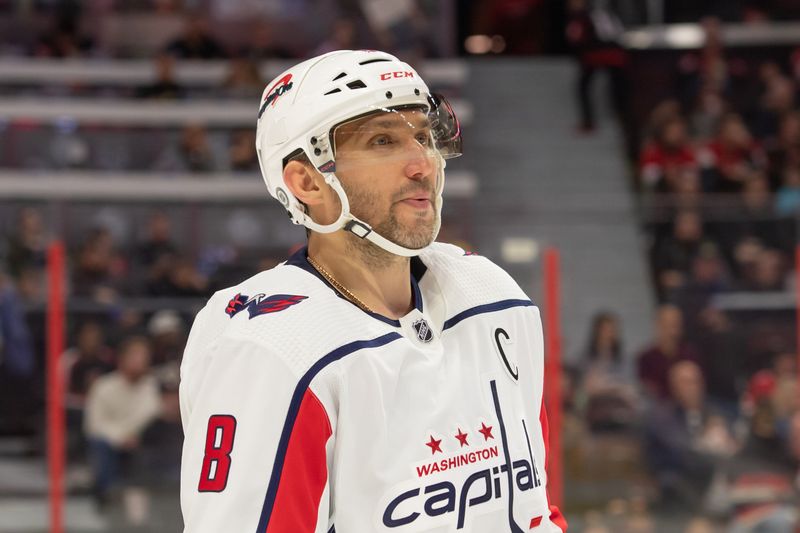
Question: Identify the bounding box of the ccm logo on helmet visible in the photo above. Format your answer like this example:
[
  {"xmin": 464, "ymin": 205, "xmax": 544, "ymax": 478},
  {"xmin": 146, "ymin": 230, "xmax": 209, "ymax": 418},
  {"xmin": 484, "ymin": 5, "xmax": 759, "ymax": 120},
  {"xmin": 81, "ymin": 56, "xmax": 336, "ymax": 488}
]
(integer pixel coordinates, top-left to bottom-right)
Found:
[
  {"xmin": 258, "ymin": 73, "xmax": 294, "ymax": 118},
  {"xmin": 380, "ymin": 71, "xmax": 414, "ymax": 81}
]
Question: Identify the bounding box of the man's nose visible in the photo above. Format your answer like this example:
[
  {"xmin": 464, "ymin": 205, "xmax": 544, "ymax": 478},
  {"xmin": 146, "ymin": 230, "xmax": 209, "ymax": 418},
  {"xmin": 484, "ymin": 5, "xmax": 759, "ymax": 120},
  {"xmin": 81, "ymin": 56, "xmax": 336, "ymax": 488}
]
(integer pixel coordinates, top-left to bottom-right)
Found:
[{"xmin": 404, "ymin": 141, "xmax": 435, "ymax": 181}]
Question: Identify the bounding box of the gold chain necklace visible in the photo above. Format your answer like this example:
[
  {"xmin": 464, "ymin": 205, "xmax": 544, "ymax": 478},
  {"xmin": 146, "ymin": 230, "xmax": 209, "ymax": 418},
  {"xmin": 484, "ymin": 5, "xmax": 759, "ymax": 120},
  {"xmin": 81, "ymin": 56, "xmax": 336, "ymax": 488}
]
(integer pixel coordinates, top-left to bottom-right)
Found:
[{"xmin": 307, "ymin": 255, "xmax": 375, "ymax": 314}]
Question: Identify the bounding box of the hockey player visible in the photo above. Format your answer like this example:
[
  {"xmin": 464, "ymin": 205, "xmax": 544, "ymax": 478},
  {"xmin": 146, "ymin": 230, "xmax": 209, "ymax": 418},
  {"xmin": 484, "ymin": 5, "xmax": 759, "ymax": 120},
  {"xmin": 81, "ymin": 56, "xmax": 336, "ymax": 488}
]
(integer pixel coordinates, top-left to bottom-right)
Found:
[{"xmin": 179, "ymin": 49, "xmax": 567, "ymax": 532}]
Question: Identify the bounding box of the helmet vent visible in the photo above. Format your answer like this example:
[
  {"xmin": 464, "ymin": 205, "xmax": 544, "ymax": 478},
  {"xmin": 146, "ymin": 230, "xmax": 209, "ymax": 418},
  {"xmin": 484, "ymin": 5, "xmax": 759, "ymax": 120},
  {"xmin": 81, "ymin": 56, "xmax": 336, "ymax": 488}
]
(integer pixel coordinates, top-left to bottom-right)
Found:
[
  {"xmin": 324, "ymin": 88, "xmax": 342, "ymax": 95},
  {"xmin": 359, "ymin": 58, "xmax": 391, "ymax": 65},
  {"xmin": 346, "ymin": 80, "xmax": 367, "ymax": 90},
  {"xmin": 332, "ymin": 72, "xmax": 347, "ymax": 81}
]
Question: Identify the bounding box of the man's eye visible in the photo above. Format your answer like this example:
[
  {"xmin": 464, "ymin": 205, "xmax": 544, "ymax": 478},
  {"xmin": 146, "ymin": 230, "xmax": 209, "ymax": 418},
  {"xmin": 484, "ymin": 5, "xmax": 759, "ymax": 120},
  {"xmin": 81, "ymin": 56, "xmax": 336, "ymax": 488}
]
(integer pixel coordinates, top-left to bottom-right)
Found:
[
  {"xmin": 371, "ymin": 135, "xmax": 392, "ymax": 146},
  {"xmin": 416, "ymin": 133, "xmax": 431, "ymax": 145}
]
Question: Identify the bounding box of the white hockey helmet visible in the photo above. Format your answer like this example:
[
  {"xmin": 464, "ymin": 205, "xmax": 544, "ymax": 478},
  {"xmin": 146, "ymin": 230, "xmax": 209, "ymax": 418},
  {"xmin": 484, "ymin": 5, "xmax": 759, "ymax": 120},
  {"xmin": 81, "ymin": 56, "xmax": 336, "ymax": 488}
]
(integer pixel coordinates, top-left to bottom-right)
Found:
[{"xmin": 255, "ymin": 49, "xmax": 462, "ymax": 257}]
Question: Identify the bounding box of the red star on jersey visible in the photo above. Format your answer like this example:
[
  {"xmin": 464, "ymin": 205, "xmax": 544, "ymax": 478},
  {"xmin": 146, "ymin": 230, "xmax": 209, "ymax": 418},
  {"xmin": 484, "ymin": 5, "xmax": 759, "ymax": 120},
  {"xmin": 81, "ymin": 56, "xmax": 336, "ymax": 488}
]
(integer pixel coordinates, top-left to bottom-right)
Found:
[
  {"xmin": 425, "ymin": 435, "xmax": 443, "ymax": 454},
  {"xmin": 478, "ymin": 422, "xmax": 494, "ymax": 441},
  {"xmin": 454, "ymin": 428, "xmax": 469, "ymax": 447}
]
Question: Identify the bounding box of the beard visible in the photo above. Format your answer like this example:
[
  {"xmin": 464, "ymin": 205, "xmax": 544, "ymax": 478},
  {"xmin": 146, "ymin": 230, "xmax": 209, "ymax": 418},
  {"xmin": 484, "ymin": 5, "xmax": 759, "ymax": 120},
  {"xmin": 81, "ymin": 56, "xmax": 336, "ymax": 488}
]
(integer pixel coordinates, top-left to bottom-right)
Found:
[{"xmin": 342, "ymin": 177, "xmax": 439, "ymax": 265}]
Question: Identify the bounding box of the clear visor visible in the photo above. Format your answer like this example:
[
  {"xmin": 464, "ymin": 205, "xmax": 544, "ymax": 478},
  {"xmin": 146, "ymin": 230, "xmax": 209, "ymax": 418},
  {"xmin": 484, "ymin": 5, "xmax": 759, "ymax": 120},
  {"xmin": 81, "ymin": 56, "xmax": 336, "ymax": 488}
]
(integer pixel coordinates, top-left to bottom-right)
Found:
[{"xmin": 330, "ymin": 93, "xmax": 462, "ymax": 168}]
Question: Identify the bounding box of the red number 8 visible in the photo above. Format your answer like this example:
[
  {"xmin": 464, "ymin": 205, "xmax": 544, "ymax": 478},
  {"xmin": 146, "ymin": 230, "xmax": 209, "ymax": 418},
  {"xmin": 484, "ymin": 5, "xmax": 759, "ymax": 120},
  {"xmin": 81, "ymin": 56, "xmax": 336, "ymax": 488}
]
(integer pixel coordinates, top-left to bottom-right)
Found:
[{"xmin": 198, "ymin": 415, "xmax": 237, "ymax": 492}]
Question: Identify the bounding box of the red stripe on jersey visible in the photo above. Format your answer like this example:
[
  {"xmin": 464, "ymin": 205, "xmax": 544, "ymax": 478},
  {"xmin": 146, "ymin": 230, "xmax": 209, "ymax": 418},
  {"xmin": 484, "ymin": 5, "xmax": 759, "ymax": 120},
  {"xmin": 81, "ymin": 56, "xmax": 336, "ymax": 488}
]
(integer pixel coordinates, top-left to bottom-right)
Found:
[
  {"xmin": 265, "ymin": 389, "xmax": 332, "ymax": 533},
  {"xmin": 540, "ymin": 401, "xmax": 568, "ymax": 531}
]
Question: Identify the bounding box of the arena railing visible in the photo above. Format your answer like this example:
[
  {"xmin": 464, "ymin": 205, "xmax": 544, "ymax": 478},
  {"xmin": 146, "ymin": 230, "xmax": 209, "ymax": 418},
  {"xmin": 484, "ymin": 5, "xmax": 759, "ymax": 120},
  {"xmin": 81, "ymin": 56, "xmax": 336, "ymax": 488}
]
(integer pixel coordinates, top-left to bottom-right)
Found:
[
  {"xmin": 0, "ymin": 59, "xmax": 468, "ymax": 88},
  {"xmin": 622, "ymin": 20, "xmax": 800, "ymax": 49},
  {"xmin": 0, "ymin": 98, "xmax": 473, "ymax": 127}
]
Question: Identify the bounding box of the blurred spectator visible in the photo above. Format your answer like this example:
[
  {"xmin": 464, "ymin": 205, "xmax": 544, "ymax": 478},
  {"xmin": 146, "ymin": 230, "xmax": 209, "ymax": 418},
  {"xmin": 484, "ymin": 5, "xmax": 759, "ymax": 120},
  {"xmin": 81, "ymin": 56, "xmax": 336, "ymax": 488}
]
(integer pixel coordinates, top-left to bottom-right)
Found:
[
  {"xmin": 72, "ymin": 227, "xmax": 126, "ymax": 303},
  {"xmin": 313, "ymin": 18, "xmax": 358, "ymax": 56},
  {"xmin": 690, "ymin": 86, "xmax": 728, "ymax": 141},
  {"xmin": 653, "ymin": 210, "xmax": 717, "ymax": 294},
  {"xmin": 136, "ymin": 53, "xmax": 185, "ymax": 100},
  {"xmin": 220, "ymin": 56, "xmax": 263, "ymax": 99},
  {"xmin": 684, "ymin": 516, "xmax": 718, "ymax": 533},
  {"xmin": 691, "ymin": 308, "xmax": 747, "ymax": 416},
  {"xmin": 5, "ymin": 207, "xmax": 46, "ymax": 281},
  {"xmin": 0, "ymin": 271, "xmax": 36, "ymax": 434},
  {"xmin": 63, "ymin": 320, "xmax": 114, "ymax": 456},
  {"xmin": 789, "ymin": 411, "xmax": 800, "ymax": 487},
  {"xmin": 166, "ymin": 13, "xmax": 226, "ymax": 59},
  {"xmin": 671, "ymin": 244, "xmax": 731, "ymax": 340},
  {"xmin": 742, "ymin": 352, "xmax": 797, "ymax": 440},
  {"xmin": 670, "ymin": 166, "xmax": 705, "ymax": 210},
  {"xmin": 565, "ymin": 0, "xmax": 628, "ymax": 133},
  {"xmin": 645, "ymin": 361, "xmax": 739, "ymax": 509},
  {"xmin": 147, "ymin": 309, "xmax": 185, "ymax": 387},
  {"xmin": 765, "ymin": 111, "xmax": 800, "ymax": 188},
  {"xmin": 84, "ymin": 336, "xmax": 160, "ymax": 507},
  {"xmin": 138, "ymin": 385, "xmax": 183, "ymax": 485},
  {"xmin": 722, "ymin": 375, "xmax": 799, "ymax": 533},
  {"xmin": 137, "ymin": 211, "xmax": 179, "ymax": 269},
  {"xmin": 675, "ymin": 18, "xmax": 747, "ymax": 104},
  {"xmin": 47, "ymin": 124, "xmax": 91, "ymax": 170},
  {"xmin": 752, "ymin": 62, "xmax": 796, "ymax": 140},
  {"xmin": 0, "ymin": 271, "xmax": 35, "ymax": 379},
  {"xmin": 640, "ymin": 116, "xmax": 697, "ymax": 191},
  {"xmin": 737, "ymin": 248, "xmax": 788, "ymax": 292},
  {"xmin": 228, "ymin": 130, "xmax": 259, "ymax": 172},
  {"xmin": 774, "ymin": 164, "xmax": 800, "ymax": 214},
  {"xmin": 578, "ymin": 311, "xmax": 639, "ymax": 432},
  {"xmin": 247, "ymin": 21, "xmax": 294, "ymax": 60},
  {"xmin": 637, "ymin": 304, "xmax": 703, "ymax": 400},
  {"xmin": 724, "ymin": 174, "xmax": 792, "ymax": 252},
  {"xmin": 153, "ymin": 124, "xmax": 217, "ymax": 173},
  {"xmin": 698, "ymin": 113, "xmax": 766, "ymax": 193},
  {"xmin": 470, "ymin": 0, "xmax": 548, "ymax": 55},
  {"xmin": 64, "ymin": 321, "xmax": 114, "ymax": 412},
  {"xmin": 147, "ymin": 254, "xmax": 208, "ymax": 297},
  {"xmin": 32, "ymin": 4, "xmax": 94, "ymax": 58}
]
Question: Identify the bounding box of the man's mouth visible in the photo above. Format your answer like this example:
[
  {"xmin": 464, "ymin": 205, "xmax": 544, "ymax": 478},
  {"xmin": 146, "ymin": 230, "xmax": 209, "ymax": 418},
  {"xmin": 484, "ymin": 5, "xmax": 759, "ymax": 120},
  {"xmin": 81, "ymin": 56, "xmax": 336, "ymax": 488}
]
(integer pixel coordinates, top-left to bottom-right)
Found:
[{"xmin": 401, "ymin": 197, "xmax": 433, "ymax": 209}]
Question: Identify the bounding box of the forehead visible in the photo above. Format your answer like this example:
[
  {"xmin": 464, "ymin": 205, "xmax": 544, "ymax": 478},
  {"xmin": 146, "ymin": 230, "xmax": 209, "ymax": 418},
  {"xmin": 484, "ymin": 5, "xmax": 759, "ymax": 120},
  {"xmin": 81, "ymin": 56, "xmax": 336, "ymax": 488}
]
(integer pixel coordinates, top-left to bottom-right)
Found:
[{"xmin": 337, "ymin": 107, "xmax": 430, "ymax": 134}]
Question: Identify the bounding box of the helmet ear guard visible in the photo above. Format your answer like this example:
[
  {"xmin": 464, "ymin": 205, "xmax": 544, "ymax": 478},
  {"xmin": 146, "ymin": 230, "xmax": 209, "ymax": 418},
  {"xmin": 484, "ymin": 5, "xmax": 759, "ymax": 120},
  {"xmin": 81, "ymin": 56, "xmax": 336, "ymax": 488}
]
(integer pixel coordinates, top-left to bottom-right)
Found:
[{"xmin": 255, "ymin": 50, "xmax": 462, "ymax": 257}]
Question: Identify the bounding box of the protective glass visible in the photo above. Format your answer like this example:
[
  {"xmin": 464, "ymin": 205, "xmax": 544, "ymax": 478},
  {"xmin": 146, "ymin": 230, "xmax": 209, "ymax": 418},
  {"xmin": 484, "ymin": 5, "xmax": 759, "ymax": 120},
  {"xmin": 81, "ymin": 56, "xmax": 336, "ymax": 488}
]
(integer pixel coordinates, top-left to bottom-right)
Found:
[{"xmin": 330, "ymin": 93, "xmax": 462, "ymax": 167}]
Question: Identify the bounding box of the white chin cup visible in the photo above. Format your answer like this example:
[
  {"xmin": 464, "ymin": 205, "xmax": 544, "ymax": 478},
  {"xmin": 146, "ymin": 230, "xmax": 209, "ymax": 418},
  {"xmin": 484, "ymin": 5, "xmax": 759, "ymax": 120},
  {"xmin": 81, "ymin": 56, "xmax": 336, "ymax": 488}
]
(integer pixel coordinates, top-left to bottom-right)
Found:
[{"xmin": 301, "ymin": 172, "xmax": 441, "ymax": 257}]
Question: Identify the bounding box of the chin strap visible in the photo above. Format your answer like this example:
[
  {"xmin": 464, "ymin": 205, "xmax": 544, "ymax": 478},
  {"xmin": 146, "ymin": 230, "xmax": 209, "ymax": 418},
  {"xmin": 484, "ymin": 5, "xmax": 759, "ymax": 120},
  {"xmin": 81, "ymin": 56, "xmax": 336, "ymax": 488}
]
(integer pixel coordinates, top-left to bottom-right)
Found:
[
  {"xmin": 298, "ymin": 170, "xmax": 441, "ymax": 258},
  {"xmin": 343, "ymin": 218, "xmax": 427, "ymax": 257}
]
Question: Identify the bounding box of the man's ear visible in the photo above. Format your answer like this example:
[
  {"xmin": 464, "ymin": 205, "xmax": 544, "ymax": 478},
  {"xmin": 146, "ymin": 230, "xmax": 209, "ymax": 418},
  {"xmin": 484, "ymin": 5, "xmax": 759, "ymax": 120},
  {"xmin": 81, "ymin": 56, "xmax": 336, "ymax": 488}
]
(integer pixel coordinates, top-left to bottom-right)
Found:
[{"xmin": 283, "ymin": 160, "xmax": 325, "ymax": 206}]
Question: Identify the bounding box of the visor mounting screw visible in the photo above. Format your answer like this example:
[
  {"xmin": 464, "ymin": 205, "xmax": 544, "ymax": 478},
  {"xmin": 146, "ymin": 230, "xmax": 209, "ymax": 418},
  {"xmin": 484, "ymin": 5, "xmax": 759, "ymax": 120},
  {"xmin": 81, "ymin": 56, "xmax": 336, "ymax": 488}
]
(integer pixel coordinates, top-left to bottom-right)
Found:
[
  {"xmin": 414, "ymin": 88, "xmax": 420, "ymax": 96},
  {"xmin": 385, "ymin": 91, "xmax": 393, "ymax": 99},
  {"xmin": 310, "ymin": 137, "xmax": 317, "ymax": 145},
  {"xmin": 314, "ymin": 148, "xmax": 322, "ymax": 156}
]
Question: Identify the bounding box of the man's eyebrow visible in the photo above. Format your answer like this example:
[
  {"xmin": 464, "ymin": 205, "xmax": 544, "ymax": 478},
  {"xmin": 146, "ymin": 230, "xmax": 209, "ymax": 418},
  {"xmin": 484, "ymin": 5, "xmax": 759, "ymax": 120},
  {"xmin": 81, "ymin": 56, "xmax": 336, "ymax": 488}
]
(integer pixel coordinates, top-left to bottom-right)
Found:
[{"xmin": 360, "ymin": 117, "xmax": 431, "ymax": 130}]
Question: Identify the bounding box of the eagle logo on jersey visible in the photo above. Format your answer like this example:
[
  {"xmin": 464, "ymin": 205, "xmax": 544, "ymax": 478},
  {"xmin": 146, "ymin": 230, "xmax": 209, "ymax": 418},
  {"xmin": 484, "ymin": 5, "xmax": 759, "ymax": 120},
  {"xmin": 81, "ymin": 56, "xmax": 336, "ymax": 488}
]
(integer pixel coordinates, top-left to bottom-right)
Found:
[{"xmin": 225, "ymin": 293, "xmax": 307, "ymax": 319}]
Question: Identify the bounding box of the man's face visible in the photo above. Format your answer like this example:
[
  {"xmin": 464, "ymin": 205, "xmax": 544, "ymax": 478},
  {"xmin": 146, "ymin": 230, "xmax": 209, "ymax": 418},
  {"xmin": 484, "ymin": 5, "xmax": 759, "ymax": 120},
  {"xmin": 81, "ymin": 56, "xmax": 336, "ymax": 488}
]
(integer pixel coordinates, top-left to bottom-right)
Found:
[{"xmin": 333, "ymin": 108, "xmax": 440, "ymax": 250}]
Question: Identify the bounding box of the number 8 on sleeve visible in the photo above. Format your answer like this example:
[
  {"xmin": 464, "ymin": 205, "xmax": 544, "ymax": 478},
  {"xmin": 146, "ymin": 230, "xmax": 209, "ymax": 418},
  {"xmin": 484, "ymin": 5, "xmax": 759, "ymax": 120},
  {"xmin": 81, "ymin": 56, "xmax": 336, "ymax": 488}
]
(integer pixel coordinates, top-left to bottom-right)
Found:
[{"xmin": 198, "ymin": 415, "xmax": 237, "ymax": 492}]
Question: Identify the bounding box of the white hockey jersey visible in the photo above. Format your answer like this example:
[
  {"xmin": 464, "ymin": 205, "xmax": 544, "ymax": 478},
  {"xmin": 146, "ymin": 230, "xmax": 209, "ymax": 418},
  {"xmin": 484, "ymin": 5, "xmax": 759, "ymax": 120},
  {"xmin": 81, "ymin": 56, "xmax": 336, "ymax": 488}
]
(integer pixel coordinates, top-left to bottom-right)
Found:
[{"xmin": 179, "ymin": 242, "xmax": 567, "ymax": 533}]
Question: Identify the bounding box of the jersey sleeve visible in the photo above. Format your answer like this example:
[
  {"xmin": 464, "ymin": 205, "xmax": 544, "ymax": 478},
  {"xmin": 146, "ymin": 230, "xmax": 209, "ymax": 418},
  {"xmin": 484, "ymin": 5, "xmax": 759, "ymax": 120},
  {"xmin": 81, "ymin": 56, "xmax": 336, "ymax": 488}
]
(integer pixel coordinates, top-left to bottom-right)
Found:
[{"xmin": 180, "ymin": 329, "xmax": 334, "ymax": 533}]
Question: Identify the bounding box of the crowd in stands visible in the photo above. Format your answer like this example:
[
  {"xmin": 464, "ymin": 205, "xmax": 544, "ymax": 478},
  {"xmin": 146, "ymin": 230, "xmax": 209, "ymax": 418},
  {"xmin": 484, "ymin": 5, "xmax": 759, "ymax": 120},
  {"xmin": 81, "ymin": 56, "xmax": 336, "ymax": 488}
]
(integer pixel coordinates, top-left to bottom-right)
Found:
[
  {"xmin": 0, "ymin": 2, "xmax": 441, "ymax": 61},
  {"xmin": 553, "ymin": 13, "xmax": 800, "ymax": 532},
  {"xmin": 563, "ymin": 303, "xmax": 798, "ymax": 531},
  {"xmin": 0, "ymin": 204, "xmax": 295, "ymax": 524}
]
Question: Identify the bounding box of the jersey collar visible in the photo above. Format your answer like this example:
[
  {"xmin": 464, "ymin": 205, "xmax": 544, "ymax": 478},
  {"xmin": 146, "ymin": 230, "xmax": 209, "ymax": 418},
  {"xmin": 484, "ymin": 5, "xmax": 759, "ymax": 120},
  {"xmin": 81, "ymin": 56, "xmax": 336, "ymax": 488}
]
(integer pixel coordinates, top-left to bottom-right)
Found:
[{"xmin": 285, "ymin": 246, "xmax": 425, "ymax": 327}]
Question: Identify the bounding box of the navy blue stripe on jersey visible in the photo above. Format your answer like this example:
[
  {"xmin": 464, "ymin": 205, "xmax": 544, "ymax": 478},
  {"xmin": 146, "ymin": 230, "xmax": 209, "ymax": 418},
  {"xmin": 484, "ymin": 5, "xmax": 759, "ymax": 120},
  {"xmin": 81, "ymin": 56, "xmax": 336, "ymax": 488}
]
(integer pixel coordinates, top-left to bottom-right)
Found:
[
  {"xmin": 490, "ymin": 379, "xmax": 525, "ymax": 533},
  {"xmin": 257, "ymin": 332, "xmax": 404, "ymax": 533},
  {"xmin": 328, "ymin": 526, "xmax": 335, "ymax": 533},
  {"xmin": 442, "ymin": 299, "xmax": 534, "ymax": 331},
  {"xmin": 411, "ymin": 273, "xmax": 423, "ymax": 313}
]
